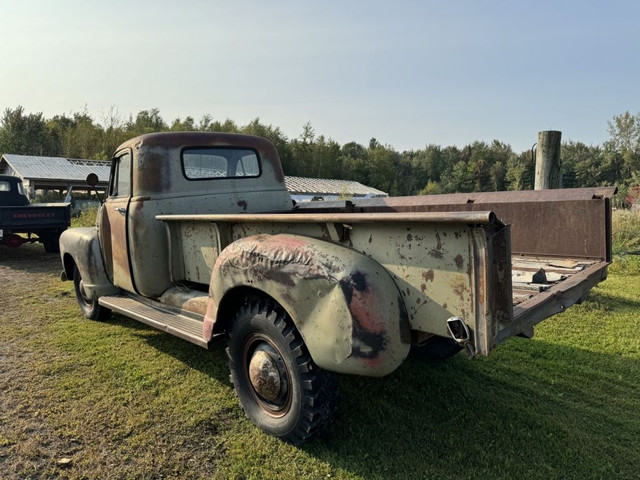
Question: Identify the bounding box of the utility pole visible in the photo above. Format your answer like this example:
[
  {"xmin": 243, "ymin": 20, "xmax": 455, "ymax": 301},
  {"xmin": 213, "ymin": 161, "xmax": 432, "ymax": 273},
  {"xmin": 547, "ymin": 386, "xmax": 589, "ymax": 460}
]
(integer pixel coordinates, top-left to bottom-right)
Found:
[{"xmin": 534, "ymin": 130, "xmax": 562, "ymax": 190}]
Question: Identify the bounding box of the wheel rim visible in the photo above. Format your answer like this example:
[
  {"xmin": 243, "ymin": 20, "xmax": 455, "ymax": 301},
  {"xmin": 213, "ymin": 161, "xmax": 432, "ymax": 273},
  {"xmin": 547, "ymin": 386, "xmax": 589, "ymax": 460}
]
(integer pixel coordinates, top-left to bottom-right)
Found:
[{"xmin": 242, "ymin": 333, "xmax": 292, "ymax": 417}]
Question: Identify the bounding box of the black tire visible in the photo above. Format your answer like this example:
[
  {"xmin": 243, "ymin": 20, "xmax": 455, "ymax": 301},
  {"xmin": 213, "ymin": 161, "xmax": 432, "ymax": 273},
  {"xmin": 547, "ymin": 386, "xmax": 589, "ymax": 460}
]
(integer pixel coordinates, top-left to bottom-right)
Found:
[
  {"xmin": 412, "ymin": 335, "xmax": 463, "ymax": 361},
  {"xmin": 227, "ymin": 299, "xmax": 338, "ymax": 444},
  {"xmin": 41, "ymin": 233, "xmax": 60, "ymax": 253},
  {"xmin": 73, "ymin": 265, "xmax": 111, "ymax": 321}
]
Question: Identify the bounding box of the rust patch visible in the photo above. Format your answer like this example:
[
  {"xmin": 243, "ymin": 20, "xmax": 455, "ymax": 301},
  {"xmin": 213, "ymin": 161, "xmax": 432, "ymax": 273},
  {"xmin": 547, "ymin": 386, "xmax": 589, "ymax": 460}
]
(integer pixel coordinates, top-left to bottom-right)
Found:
[
  {"xmin": 452, "ymin": 278, "xmax": 468, "ymax": 300},
  {"xmin": 339, "ymin": 271, "xmax": 387, "ymax": 359},
  {"xmin": 454, "ymin": 254, "xmax": 464, "ymax": 270},
  {"xmin": 237, "ymin": 200, "xmax": 248, "ymax": 211},
  {"xmin": 422, "ymin": 269, "xmax": 435, "ymax": 283},
  {"xmin": 320, "ymin": 223, "xmax": 331, "ymax": 240},
  {"xmin": 217, "ymin": 234, "xmax": 345, "ymax": 292},
  {"xmin": 429, "ymin": 249, "xmax": 443, "ymax": 259},
  {"xmin": 203, "ymin": 297, "xmax": 218, "ymax": 340},
  {"xmin": 429, "ymin": 233, "xmax": 445, "ymax": 259},
  {"xmin": 136, "ymin": 146, "xmax": 172, "ymax": 194}
]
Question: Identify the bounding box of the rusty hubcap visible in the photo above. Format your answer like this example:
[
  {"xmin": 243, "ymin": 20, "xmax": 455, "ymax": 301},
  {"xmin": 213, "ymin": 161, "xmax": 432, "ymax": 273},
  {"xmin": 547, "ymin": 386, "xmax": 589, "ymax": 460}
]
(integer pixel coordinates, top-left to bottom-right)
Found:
[{"xmin": 244, "ymin": 339, "xmax": 290, "ymax": 414}]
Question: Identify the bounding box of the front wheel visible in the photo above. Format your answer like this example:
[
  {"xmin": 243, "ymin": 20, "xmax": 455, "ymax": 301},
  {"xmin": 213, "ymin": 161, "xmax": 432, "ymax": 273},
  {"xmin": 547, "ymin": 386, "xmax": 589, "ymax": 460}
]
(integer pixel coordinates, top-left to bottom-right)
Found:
[
  {"xmin": 227, "ymin": 300, "xmax": 338, "ymax": 444},
  {"xmin": 73, "ymin": 265, "xmax": 111, "ymax": 321}
]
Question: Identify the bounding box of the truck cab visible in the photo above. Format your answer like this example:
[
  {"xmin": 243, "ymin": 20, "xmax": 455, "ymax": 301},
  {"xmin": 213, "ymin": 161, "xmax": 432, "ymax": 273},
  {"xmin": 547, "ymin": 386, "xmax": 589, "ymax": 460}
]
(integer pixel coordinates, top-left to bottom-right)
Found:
[
  {"xmin": 0, "ymin": 175, "xmax": 29, "ymax": 206},
  {"xmin": 97, "ymin": 132, "xmax": 292, "ymax": 298}
]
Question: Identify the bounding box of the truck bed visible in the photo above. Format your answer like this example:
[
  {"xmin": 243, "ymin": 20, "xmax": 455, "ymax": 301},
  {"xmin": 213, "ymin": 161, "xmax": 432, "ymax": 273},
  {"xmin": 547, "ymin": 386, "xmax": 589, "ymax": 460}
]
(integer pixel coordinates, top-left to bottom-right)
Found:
[
  {"xmin": 511, "ymin": 256, "xmax": 598, "ymax": 305},
  {"xmin": 293, "ymin": 187, "xmax": 614, "ymax": 345},
  {"xmin": 0, "ymin": 203, "xmax": 71, "ymax": 232},
  {"xmin": 157, "ymin": 186, "xmax": 613, "ymax": 356}
]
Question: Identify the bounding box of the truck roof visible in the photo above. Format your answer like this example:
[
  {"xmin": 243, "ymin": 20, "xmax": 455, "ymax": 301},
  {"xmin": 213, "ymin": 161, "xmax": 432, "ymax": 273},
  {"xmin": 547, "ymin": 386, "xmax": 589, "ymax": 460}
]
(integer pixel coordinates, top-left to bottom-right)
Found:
[
  {"xmin": 0, "ymin": 175, "xmax": 23, "ymax": 184},
  {"xmin": 115, "ymin": 131, "xmax": 286, "ymax": 184}
]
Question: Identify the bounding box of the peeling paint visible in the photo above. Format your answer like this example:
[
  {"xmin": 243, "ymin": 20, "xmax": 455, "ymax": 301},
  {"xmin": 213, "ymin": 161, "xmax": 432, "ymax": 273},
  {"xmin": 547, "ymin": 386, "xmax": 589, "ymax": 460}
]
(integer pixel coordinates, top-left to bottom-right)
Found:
[{"xmin": 210, "ymin": 233, "xmax": 410, "ymax": 376}]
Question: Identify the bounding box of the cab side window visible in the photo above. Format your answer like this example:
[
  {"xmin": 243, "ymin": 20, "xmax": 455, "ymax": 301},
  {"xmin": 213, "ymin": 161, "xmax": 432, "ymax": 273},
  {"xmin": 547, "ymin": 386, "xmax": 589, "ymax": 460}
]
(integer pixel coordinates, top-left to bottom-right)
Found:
[{"xmin": 110, "ymin": 152, "xmax": 131, "ymax": 198}]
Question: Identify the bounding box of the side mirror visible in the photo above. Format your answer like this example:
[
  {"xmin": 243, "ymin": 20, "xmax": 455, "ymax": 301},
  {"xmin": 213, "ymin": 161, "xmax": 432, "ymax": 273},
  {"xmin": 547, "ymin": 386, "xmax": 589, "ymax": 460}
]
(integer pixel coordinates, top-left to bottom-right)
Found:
[
  {"xmin": 86, "ymin": 173, "xmax": 103, "ymax": 204},
  {"xmin": 86, "ymin": 173, "xmax": 99, "ymax": 187}
]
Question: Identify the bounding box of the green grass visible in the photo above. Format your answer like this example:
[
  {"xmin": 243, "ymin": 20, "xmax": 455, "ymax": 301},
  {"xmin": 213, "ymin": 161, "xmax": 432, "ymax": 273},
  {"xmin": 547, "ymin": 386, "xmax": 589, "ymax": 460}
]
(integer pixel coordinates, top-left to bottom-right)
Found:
[
  {"xmin": 1, "ymin": 251, "xmax": 639, "ymax": 479},
  {"xmin": 612, "ymin": 208, "xmax": 640, "ymax": 254}
]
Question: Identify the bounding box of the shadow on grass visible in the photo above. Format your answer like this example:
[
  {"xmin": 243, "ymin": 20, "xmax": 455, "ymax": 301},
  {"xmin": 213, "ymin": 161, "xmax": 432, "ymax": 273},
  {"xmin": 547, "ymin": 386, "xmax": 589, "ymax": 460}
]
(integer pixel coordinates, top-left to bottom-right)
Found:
[
  {"xmin": 581, "ymin": 289, "xmax": 640, "ymax": 311},
  {"xmin": 105, "ymin": 309, "xmax": 639, "ymax": 480},
  {"xmin": 0, "ymin": 243, "xmax": 60, "ymax": 274},
  {"xmin": 305, "ymin": 342, "xmax": 639, "ymax": 480},
  {"xmin": 108, "ymin": 312, "xmax": 231, "ymax": 385}
]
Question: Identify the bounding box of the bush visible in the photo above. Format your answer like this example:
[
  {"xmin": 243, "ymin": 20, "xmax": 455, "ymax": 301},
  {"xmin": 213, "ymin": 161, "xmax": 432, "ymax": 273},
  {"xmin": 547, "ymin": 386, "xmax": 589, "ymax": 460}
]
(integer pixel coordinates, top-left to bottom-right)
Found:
[
  {"xmin": 71, "ymin": 205, "xmax": 98, "ymax": 228},
  {"xmin": 612, "ymin": 209, "xmax": 640, "ymax": 255}
]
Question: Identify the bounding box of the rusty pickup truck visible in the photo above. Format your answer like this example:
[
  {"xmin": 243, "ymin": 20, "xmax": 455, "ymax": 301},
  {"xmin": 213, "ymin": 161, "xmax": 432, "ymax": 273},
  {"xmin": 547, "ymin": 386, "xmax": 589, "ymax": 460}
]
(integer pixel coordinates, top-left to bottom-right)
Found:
[{"xmin": 59, "ymin": 132, "xmax": 614, "ymax": 444}]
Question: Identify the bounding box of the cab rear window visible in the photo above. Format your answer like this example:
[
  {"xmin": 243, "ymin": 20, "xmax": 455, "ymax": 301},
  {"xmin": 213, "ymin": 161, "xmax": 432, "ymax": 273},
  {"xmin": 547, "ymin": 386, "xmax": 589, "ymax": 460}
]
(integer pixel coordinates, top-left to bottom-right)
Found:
[{"xmin": 182, "ymin": 148, "xmax": 260, "ymax": 180}]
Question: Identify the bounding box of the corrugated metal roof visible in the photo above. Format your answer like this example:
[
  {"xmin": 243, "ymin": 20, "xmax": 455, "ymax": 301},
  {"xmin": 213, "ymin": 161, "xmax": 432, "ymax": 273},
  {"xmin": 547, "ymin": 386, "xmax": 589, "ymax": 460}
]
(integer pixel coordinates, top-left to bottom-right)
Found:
[
  {"xmin": 284, "ymin": 176, "xmax": 387, "ymax": 197},
  {"xmin": 1, "ymin": 154, "xmax": 110, "ymax": 181}
]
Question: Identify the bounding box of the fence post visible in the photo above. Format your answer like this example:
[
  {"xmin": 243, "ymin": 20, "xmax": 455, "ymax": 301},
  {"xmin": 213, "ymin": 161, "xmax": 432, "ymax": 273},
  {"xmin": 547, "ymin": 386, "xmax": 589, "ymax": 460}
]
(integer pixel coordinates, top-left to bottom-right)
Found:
[{"xmin": 534, "ymin": 130, "xmax": 562, "ymax": 190}]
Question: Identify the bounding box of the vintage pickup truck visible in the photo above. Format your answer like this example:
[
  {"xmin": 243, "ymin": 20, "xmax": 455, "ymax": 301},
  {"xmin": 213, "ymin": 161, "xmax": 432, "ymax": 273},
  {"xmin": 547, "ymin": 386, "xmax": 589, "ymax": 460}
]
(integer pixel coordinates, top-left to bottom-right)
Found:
[
  {"xmin": 0, "ymin": 174, "xmax": 70, "ymax": 253},
  {"xmin": 59, "ymin": 132, "xmax": 614, "ymax": 444}
]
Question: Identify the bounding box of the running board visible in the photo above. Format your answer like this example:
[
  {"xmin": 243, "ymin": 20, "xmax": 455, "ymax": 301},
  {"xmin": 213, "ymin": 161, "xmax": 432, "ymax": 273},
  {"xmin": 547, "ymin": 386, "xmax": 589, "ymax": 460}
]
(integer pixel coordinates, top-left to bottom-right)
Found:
[{"xmin": 99, "ymin": 295, "xmax": 208, "ymax": 348}]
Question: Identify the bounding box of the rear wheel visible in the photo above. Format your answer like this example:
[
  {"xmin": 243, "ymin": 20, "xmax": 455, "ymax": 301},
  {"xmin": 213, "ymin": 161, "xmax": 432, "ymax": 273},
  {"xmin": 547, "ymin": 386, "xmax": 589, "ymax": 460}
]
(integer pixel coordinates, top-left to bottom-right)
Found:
[
  {"xmin": 41, "ymin": 233, "xmax": 60, "ymax": 253},
  {"xmin": 227, "ymin": 299, "xmax": 338, "ymax": 444},
  {"xmin": 73, "ymin": 265, "xmax": 111, "ymax": 321}
]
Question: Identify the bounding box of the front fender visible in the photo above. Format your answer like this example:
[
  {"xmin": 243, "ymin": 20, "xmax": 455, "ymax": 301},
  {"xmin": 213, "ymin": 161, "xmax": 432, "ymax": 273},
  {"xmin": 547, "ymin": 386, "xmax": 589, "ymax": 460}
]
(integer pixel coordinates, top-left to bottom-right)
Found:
[
  {"xmin": 207, "ymin": 234, "xmax": 411, "ymax": 377},
  {"xmin": 60, "ymin": 227, "xmax": 119, "ymax": 299}
]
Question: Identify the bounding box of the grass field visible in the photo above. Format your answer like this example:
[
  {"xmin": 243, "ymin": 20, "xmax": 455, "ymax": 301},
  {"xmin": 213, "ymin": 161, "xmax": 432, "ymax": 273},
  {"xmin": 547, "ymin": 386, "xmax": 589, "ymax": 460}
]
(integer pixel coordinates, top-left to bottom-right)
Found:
[{"xmin": 0, "ymin": 225, "xmax": 639, "ymax": 479}]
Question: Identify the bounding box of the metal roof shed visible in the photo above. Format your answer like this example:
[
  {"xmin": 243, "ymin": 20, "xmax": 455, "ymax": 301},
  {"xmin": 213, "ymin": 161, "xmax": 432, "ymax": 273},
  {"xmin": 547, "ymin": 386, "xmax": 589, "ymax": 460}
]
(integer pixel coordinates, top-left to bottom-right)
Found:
[
  {"xmin": 0, "ymin": 154, "xmax": 110, "ymax": 198},
  {"xmin": 284, "ymin": 176, "xmax": 387, "ymax": 202}
]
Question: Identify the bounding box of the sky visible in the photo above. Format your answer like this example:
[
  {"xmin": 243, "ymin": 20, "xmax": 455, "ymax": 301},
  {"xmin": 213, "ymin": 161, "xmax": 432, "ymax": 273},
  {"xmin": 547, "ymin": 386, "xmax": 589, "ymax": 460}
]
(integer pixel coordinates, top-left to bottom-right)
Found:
[{"xmin": 1, "ymin": 0, "xmax": 638, "ymax": 153}]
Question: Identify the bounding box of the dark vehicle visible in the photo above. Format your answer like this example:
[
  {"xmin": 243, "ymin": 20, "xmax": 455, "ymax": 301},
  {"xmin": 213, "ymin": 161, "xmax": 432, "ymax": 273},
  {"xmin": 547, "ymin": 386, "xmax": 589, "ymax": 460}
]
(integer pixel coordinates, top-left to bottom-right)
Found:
[{"xmin": 0, "ymin": 175, "xmax": 71, "ymax": 253}]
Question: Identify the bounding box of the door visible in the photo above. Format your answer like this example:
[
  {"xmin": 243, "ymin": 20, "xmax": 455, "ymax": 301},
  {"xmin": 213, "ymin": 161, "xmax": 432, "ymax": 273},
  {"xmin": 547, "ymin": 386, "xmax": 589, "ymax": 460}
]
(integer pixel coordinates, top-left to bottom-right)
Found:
[{"xmin": 99, "ymin": 150, "xmax": 135, "ymax": 292}]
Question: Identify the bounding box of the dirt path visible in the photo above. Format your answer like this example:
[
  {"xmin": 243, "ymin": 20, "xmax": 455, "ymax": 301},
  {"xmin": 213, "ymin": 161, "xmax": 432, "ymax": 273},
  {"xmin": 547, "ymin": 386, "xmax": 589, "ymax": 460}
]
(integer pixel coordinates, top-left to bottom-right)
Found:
[{"xmin": 0, "ymin": 244, "xmax": 77, "ymax": 478}]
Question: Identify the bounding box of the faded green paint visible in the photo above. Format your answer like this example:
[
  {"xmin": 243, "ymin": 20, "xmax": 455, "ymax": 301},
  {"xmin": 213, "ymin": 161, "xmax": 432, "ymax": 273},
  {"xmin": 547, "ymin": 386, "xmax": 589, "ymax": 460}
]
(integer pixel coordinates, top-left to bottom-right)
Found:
[
  {"xmin": 163, "ymin": 215, "xmax": 504, "ymax": 361},
  {"xmin": 207, "ymin": 234, "xmax": 411, "ymax": 376}
]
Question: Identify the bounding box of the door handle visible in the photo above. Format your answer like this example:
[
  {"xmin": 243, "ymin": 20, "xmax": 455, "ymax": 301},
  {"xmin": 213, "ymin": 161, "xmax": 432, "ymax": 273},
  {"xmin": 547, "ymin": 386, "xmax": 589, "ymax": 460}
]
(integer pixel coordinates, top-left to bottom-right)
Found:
[{"xmin": 115, "ymin": 207, "xmax": 126, "ymax": 214}]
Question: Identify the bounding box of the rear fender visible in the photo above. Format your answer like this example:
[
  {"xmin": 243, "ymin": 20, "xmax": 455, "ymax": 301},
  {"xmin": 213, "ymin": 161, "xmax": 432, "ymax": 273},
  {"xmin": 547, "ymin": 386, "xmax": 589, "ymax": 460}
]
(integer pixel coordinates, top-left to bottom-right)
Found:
[
  {"xmin": 59, "ymin": 227, "xmax": 119, "ymax": 298},
  {"xmin": 206, "ymin": 234, "xmax": 411, "ymax": 377}
]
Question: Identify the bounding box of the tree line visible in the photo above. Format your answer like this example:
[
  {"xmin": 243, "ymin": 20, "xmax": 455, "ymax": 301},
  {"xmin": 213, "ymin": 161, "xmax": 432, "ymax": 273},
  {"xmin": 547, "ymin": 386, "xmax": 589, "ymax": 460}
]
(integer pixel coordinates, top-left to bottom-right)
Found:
[{"xmin": 1, "ymin": 106, "xmax": 638, "ymax": 205}]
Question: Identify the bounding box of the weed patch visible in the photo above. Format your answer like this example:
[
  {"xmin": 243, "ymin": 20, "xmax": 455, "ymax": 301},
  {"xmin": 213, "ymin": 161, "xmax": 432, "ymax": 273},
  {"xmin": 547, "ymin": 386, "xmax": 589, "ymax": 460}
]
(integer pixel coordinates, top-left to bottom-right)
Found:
[{"xmin": 1, "ymin": 242, "xmax": 638, "ymax": 479}]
